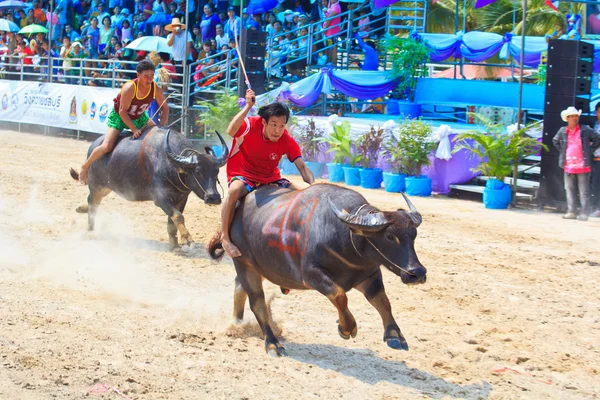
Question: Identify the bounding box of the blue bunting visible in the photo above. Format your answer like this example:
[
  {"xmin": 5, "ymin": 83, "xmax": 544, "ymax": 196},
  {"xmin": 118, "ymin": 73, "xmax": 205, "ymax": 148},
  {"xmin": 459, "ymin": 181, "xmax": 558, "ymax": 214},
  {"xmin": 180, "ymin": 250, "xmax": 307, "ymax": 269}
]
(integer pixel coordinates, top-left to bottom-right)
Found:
[
  {"xmin": 417, "ymin": 31, "xmax": 548, "ymax": 68},
  {"xmin": 255, "ymin": 68, "xmax": 398, "ymax": 108}
]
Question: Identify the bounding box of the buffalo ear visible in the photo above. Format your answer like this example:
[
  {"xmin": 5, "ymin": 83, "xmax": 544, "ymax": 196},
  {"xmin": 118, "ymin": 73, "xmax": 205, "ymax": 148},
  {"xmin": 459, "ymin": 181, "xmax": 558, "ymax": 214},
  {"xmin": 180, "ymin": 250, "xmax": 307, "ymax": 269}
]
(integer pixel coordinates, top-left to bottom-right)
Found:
[{"xmin": 204, "ymin": 146, "xmax": 215, "ymax": 156}]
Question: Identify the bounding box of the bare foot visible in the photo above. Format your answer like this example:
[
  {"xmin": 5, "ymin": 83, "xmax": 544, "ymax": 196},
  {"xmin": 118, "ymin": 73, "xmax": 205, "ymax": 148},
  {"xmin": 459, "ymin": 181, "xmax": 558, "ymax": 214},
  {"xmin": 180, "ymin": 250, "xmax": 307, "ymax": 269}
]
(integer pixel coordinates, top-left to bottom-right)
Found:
[
  {"xmin": 79, "ymin": 168, "xmax": 89, "ymax": 185},
  {"xmin": 222, "ymin": 239, "xmax": 242, "ymax": 258}
]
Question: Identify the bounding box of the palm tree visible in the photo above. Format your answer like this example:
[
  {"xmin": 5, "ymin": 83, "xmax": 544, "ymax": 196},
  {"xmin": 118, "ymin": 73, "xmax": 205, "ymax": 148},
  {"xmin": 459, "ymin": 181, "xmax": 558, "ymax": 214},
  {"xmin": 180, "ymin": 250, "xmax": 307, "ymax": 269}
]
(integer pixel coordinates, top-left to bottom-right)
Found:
[
  {"xmin": 474, "ymin": 0, "xmax": 582, "ymax": 35},
  {"xmin": 427, "ymin": 0, "xmax": 583, "ymax": 36},
  {"xmin": 428, "ymin": 0, "xmax": 479, "ymax": 34}
]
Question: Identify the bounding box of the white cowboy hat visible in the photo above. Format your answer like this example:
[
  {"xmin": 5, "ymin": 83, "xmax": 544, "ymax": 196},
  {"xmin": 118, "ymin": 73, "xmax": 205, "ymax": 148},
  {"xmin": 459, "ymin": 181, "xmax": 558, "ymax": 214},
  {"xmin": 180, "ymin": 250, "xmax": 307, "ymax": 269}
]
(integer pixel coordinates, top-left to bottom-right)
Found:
[
  {"xmin": 561, "ymin": 106, "xmax": 582, "ymax": 122},
  {"xmin": 165, "ymin": 18, "xmax": 186, "ymax": 32}
]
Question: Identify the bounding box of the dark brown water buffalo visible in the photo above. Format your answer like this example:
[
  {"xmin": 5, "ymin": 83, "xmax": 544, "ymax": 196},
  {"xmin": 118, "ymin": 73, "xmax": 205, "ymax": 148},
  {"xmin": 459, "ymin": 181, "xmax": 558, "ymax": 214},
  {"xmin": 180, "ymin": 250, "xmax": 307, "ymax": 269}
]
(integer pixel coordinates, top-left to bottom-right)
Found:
[
  {"xmin": 208, "ymin": 183, "xmax": 427, "ymax": 356},
  {"xmin": 70, "ymin": 126, "xmax": 228, "ymax": 249}
]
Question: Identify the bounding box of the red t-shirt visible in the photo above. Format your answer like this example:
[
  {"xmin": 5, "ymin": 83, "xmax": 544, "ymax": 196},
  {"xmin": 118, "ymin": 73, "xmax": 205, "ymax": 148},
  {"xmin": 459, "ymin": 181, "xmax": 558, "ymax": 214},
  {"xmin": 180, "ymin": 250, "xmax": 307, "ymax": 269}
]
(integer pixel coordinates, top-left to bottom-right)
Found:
[
  {"xmin": 226, "ymin": 116, "xmax": 302, "ymax": 184},
  {"xmin": 22, "ymin": 47, "xmax": 35, "ymax": 65}
]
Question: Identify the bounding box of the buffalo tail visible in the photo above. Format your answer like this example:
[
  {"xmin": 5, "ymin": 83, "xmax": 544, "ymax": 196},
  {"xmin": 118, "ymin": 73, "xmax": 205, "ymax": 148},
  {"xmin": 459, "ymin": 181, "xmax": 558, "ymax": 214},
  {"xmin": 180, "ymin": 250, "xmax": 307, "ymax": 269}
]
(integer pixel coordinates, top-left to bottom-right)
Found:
[
  {"xmin": 208, "ymin": 230, "xmax": 225, "ymax": 261},
  {"xmin": 69, "ymin": 168, "xmax": 80, "ymax": 181}
]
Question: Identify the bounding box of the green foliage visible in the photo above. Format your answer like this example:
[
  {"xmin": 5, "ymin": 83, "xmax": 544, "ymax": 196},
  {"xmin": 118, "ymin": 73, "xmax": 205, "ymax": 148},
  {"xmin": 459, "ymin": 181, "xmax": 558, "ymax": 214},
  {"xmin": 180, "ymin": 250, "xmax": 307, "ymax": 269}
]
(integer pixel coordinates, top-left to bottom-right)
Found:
[
  {"xmin": 295, "ymin": 119, "xmax": 326, "ymax": 162},
  {"xmin": 384, "ymin": 35, "xmax": 430, "ymax": 102},
  {"xmin": 453, "ymin": 114, "xmax": 548, "ymax": 182},
  {"xmin": 428, "ymin": 0, "xmax": 582, "ymax": 36},
  {"xmin": 317, "ymin": 120, "xmax": 361, "ymax": 166},
  {"xmin": 385, "ymin": 119, "xmax": 435, "ymax": 177},
  {"xmin": 195, "ymin": 89, "xmax": 240, "ymax": 135},
  {"xmin": 356, "ymin": 126, "xmax": 385, "ymax": 169}
]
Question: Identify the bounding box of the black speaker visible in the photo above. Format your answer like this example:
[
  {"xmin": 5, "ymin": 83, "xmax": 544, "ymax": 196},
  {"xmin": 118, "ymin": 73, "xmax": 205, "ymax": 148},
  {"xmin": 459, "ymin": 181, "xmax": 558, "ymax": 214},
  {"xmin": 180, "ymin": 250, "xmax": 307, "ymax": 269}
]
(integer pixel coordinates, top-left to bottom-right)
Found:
[
  {"xmin": 546, "ymin": 59, "xmax": 593, "ymax": 77},
  {"xmin": 545, "ymin": 95, "xmax": 590, "ymax": 113},
  {"xmin": 547, "ymin": 39, "xmax": 594, "ymax": 59},
  {"xmin": 237, "ymin": 72, "xmax": 266, "ymax": 96},
  {"xmin": 538, "ymin": 156, "xmax": 567, "ymax": 206},
  {"xmin": 546, "ymin": 76, "xmax": 591, "ymax": 95},
  {"xmin": 237, "ymin": 29, "xmax": 267, "ymax": 97},
  {"xmin": 244, "ymin": 42, "xmax": 266, "ymax": 58},
  {"xmin": 579, "ymin": 114, "xmax": 596, "ymax": 127},
  {"xmin": 243, "ymin": 57, "xmax": 265, "ymax": 72},
  {"xmin": 540, "ymin": 40, "xmax": 594, "ymax": 210},
  {"xmin": 242, "ymin": 29, "xmax": 267, "ymax": 44},
  {"xmin": 541, "ymin": 112, "xmax": 562, "ymax": 157}
]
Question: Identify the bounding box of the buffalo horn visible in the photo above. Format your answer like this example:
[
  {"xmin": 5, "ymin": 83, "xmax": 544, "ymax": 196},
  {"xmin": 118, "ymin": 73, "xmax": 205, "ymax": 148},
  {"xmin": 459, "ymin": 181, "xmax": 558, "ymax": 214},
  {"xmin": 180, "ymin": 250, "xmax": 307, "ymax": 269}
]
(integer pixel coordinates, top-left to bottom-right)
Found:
[
  {"xmin": 328, "ymin": 197, "xmax": 389, "ymax": 232},
  {"xmin": 214, "ymin": 130, "xmax": 229, "ymax": 167},
  {"xmin": 400, "ymin": 192, "xmax": 422, "ymax": 227},
  {"xmin": 165, "ymin": 129, "xmax": 198, "ymax": 169}
]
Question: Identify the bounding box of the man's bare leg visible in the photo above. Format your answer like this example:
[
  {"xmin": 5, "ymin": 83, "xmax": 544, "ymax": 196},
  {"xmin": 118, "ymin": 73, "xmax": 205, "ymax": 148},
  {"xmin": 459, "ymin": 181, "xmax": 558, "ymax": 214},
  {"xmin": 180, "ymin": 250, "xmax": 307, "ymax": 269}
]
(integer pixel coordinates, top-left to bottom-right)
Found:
[
  {"xmin": 79, "ymin": 128, "xmax": 121, "ymax": 184},
  {"xmin": 221, "ymin": 179, "xmax": 249, "ymax": 258}
]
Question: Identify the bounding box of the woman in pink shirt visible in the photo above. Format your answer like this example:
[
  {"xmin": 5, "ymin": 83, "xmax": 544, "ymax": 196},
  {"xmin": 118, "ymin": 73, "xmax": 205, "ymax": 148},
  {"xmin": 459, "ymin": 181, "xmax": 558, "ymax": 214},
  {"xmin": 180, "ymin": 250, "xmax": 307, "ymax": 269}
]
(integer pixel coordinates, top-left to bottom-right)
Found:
[
  {"xmin": 553, "ymin": 106, "xmax": 600, "ymax": 220},
  {"xmin": 321, "ymin": 0, "xmax": 341, "ymax": 65}
]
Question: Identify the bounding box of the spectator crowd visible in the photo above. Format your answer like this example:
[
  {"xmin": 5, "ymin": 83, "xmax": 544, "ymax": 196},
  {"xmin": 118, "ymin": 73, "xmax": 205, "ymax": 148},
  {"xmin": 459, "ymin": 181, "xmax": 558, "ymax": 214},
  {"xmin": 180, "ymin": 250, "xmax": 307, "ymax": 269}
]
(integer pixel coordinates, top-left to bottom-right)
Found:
[{"xmin": 0, "ymin": 0, "xmax": 385, "ymax": 87}]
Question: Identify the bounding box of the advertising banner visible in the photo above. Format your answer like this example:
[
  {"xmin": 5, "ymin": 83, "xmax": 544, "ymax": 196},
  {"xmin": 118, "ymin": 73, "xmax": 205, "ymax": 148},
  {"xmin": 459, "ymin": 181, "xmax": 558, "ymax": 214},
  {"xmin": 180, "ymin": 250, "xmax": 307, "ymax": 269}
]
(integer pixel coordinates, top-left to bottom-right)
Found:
[{"xmin": 0, "ymin": 80, "xmax": 119, "ymax": 134}]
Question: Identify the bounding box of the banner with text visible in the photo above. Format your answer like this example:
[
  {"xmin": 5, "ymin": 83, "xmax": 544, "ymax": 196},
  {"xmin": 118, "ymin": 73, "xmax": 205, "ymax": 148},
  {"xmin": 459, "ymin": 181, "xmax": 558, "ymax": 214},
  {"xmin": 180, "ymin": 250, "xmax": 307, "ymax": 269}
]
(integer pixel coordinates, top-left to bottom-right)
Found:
[{"xmin": 0, "ymin": 80, "xmax": 119, "ymax": 134}]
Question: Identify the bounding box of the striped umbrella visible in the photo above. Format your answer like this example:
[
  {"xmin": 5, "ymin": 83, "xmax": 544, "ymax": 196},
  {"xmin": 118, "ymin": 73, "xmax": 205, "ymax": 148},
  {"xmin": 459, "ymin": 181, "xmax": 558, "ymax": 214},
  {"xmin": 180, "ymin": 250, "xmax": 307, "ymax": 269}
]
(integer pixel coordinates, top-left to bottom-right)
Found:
[{"xmin": 0, "ymin": 18, "xmax": 19, "ymax": 32}]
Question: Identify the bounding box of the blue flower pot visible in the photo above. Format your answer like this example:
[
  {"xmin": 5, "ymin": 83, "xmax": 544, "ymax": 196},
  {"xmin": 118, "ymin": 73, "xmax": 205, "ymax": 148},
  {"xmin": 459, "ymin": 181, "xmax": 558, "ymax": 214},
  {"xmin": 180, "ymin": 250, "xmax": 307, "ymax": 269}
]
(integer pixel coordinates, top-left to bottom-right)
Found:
[
  {"xmin": 327, "ymin": 163, "xmax": 344, "ymax": 183},
  {"xmin": 383, "ymin": 172, "xmax": 406, "ymax": 193},
  {"xmin": 305, "ymin": 161, "xmax": 325, "ymax": 179},
  {"xmin": 405, "ymin": 176, "xmax": 432, "ymax": 197},
  {"xmin": 342, "ymin": 166, "xmax": 361, "ymax": 186},
  {"xmin": 279, "ymin": 157, "xmax": 298, "ymax": 175},
  {"xmin": 399, "ymin": 102, "xmax": 422, "ymax": 119},
  {"xmin": 483, "ymin": 179, "xmax": 512, "ymax": 209},
  {"xmin": 359, "ymin": 168, "xmax": 383, "ymax": 189},
  {"xmin": 387, "ymin": 100, "xmax": 421, "ymax": 118}
]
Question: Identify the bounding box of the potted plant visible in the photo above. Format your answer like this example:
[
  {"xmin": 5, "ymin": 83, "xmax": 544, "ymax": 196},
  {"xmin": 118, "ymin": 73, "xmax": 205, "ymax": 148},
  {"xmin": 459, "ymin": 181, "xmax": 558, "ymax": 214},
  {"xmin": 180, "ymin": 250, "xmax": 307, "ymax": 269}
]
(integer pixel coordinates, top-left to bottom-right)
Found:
[
  {"xmin": 395, "ymin": 118, "xmax": 436, "ymax": 196},
  {"xmin": 318, "ymin": 118, "xmax": 352, "ymax": 183},
  {"xmin": 384, "ymin": 33, "xmax": 430, "ymax": 118},
  {"xmin": 453, "ymin": 116, "xmax": 546, "ymax": 209},
  {"xmin": 195, "ymin": 89, "xmax": 240, "ymax": 153},
  {"xmin": 356, "ymin": 125, "xmax": 385, "ymax": 189},
  {"xmin": 382, "ymin": 139, "xmax": 408, "ymax": 193},
  {"xmin": 341, "ymin": 148, "xmax": 363, "ymax": 186},
  {"xmin": 295, "ymin": 118, "xmax": 326, "ymax": 178}
]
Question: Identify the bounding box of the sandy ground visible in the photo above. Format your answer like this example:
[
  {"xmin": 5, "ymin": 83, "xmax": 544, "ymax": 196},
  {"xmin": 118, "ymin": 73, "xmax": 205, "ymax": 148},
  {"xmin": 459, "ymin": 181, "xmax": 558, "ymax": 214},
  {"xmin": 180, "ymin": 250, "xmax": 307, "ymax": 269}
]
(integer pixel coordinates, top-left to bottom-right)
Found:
[{"xmin": 0, "ymin": 129, "xmax": 599, "ymax": 400}]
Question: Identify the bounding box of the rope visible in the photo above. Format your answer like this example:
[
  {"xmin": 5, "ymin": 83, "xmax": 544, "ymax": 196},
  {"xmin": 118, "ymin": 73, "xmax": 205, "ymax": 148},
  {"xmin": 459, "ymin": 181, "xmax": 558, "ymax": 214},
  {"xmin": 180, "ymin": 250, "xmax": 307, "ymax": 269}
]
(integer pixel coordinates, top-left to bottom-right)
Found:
[
  {"xmin": 150, "ymin": 91, "xmax": 178, "ymax": 121},
  {"xmin": 365, "ymin": 237, "xmax": 416, "ymax": 276}
]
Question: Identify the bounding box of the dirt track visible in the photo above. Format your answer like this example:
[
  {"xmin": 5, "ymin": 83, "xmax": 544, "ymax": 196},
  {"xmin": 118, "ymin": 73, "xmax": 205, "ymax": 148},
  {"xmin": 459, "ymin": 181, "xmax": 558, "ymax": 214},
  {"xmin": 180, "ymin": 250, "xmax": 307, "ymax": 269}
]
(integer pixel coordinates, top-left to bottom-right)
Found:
[{"xmin": 0, "ymin": 130, "xmax": 599, "ymax": 400}]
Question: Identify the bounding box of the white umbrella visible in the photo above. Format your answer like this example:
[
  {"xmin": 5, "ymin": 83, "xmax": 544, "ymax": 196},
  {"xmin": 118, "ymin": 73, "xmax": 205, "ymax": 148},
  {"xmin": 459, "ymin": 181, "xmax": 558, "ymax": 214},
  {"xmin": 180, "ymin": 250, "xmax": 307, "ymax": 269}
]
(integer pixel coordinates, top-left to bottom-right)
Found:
[
  {"xmin": 0, "ymin": 18, "xmax": 19, "ymax": 32},
  {"xmin": 125, "ymin": 36, "xmax": 172, "ymax": 54}
]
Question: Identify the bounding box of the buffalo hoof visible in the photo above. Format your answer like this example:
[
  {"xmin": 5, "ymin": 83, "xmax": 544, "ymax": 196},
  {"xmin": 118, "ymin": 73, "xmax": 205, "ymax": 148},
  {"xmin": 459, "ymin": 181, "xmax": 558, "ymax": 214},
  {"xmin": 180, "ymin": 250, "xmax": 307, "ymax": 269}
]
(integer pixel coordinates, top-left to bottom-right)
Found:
[
  {"xmin": 338, "ymin": 324, "xmax": 358, "ymax": 340},
  {"xmin": 181, "ymin": 242, "xmax": 198, "ymax": 253},
  {"xmin": 385, "ymin": 337, "xmax": 409, "ymax": 351},
  {"xmin": 266, "ymin": 343, "xmax": 286, "ymax": 357},
  {"xmin": 169, "ymin": 243, "xmax": 180, "ymax": 252}
]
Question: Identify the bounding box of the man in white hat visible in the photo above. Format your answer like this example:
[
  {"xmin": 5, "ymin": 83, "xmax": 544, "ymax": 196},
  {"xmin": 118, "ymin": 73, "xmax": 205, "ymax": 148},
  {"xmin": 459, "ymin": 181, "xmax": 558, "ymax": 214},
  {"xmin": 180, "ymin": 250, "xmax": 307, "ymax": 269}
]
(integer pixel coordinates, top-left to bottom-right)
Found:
[
  {"xmin": 552, "ymin": 106, "xmax": 600, "ymax": 220},
  {"xmin": 166, "ymin": 17, "xmax": 192, "ymax": 84}
]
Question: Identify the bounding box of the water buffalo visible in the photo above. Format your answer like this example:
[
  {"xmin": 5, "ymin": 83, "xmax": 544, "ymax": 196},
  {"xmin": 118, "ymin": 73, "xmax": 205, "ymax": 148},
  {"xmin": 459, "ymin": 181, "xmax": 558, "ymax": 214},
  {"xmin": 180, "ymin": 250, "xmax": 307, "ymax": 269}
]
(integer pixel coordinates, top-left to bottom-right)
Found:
[
  {"xmin": 208, "ymin": 183, "xmax": 427, "ymax": 356},
  {"xmin": 70, "ymin": 126, "xmax": 228, "ymax": 249}
]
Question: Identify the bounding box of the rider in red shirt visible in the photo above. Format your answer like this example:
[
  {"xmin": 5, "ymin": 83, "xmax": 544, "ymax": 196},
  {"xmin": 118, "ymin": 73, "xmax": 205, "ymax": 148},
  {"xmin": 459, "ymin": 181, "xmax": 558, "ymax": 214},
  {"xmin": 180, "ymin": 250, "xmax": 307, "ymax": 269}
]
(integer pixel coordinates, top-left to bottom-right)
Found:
[{"xmin": 221, "ymin": 89, "xmax": 315, "ymax": 257}]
